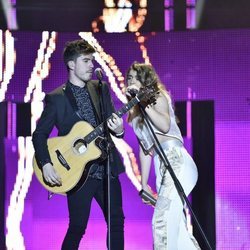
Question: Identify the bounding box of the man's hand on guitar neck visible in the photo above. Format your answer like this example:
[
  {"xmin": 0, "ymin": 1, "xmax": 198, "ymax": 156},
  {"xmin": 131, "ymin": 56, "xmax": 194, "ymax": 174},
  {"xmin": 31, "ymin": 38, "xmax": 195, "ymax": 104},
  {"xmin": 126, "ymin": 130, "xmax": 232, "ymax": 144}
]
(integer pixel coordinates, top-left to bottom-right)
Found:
[
  {"xmin": 43, "ymin": 163, "xmax": 62, "ymax": 186},
  {"xmin": 107, "ymin": 113, "xmax": 124, "ymax": 136}
]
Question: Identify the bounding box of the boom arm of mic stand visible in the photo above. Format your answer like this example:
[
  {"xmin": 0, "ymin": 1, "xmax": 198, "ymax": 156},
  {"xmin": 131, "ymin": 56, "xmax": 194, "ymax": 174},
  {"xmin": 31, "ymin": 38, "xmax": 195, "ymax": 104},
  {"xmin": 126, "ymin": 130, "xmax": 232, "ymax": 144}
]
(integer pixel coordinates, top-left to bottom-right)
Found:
[{"xmin": 138, "ymin": 103, "xmax": 213, "ymax": 250}]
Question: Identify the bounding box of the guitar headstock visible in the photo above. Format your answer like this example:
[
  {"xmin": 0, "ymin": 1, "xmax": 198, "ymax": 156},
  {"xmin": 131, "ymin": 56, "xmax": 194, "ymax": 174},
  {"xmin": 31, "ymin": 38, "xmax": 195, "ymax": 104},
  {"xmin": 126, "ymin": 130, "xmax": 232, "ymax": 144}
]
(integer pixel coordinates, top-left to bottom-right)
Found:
[{"xmin": 136, "ymin": 86, "xmax": 159, "ymax": 106}]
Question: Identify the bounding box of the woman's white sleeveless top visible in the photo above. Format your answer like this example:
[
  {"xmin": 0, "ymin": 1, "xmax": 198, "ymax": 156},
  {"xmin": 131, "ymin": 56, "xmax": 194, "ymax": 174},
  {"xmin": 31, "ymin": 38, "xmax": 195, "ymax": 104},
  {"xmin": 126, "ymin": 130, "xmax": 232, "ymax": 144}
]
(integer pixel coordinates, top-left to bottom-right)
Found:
[{"xmin": 131, "ymin": 94, "xmax": 183, "ymax": 151}]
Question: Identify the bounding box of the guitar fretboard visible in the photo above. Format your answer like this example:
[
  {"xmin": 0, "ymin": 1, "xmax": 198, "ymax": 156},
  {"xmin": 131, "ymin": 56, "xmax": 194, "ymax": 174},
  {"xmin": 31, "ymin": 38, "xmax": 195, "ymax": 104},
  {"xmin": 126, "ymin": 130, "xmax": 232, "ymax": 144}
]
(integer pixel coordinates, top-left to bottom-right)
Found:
[{"xmin": 84, "ymin": 96, "xmax": 140, "ymax": 144}]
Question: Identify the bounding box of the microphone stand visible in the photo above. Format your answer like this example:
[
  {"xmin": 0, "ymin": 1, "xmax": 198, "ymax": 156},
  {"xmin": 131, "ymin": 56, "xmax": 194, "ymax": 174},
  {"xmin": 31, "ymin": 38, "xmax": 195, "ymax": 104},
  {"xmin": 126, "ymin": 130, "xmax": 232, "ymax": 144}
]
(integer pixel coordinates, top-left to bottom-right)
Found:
[
  {"xmin": 138, "ymin": 103, "xmax": 213, "ymax": 250},
  {"xmin": 98, "ymin": 77, "xmax": 112, "ymax": 250}
]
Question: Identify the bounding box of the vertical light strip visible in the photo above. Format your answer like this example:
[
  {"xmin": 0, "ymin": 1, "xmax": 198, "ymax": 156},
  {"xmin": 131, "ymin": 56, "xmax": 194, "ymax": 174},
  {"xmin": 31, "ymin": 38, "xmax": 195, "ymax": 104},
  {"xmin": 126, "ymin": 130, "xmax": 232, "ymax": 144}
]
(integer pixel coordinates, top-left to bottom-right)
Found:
[
  {"xmin": 24, "ymin": 31, "xmax": 48, "ymax": 103},
  {"xmin": 185, "ymin": 97, "xmax": 192, "ymax": 234},
  {"xmin": 24, "ymin": 31, "xmax": 57, "ymax": 133},
  {"xmin": 186, "ymin": 86, "xmax": 198, "ymax": 233},
  {"xmin": 186, "ymin": 0, "xmax": 196, "ymax": 29},
  {"xmin": 30, "ymin": 29, "xmax": 57, "ymax": 133},
  {"xmin": 6, "ymin": 137, "xmax": 26, "ymax": 250},
  {"xmin": 7, "ymin": 101, "xmax": 12, "ymax": 139},
  {"xmin": 186, "ymin": 8, "xmax": 196, "ymax": 29},
  {"xmin": 0, "ymin": 30, "xmax": 15, "ymax": 102},
  {"xmin": 0, "ymin": 30, "xmax": 2, "ymax": 82},
  {"xmin": 24, "ymin": 31, "xmax": 57, "ymax": 103},
  {"xmin": 187, "ymin": 87, "xmax": 197, "ymax": 138},
  {"xmin": 11, "ymin": 102, "xmax": 16, "ymax": 138},
  {"xmin": 6, "ymin": 137, "xmax": 34, "ymax": 250},
  {"xmin": 164, "ymin": 0, "xmax": 174, "ymax": 31},
  {"xmin": 7, "ymin": 101, "xmax": 16, "ymax": 139},
  {"xmin": 186, "ymin": 100, "xmax": 192, "ymax": 138},
  {"xmin": 9, "ymin": 0, "xmax": 18, "ymax": 30}
]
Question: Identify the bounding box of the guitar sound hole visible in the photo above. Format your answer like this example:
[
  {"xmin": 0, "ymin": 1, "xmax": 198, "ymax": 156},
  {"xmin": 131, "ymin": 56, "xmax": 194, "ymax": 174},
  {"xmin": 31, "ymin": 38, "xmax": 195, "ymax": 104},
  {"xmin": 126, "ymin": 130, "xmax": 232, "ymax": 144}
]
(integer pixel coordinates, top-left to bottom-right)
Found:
[{"xmin": 73, "ymin": 139, "xmax": 87, "ymax": 154}]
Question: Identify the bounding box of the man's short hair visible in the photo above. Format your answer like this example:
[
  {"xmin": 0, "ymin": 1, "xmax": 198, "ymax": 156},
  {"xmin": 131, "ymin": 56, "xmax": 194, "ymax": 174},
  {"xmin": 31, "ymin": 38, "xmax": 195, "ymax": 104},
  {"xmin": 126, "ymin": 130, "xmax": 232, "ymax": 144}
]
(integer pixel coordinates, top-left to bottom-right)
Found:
[{"xmin": 63, "ymin": 39, "xmax": 96, "ymax": 67}]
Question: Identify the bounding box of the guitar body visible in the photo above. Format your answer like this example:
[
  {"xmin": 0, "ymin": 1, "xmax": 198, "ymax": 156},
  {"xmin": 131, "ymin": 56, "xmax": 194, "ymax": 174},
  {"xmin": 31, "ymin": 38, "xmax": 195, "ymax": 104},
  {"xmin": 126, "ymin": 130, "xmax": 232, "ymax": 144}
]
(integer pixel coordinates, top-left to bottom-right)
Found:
[{"xmin": 33, "ymin": 121, "xmax": 103, "ymax": 194}]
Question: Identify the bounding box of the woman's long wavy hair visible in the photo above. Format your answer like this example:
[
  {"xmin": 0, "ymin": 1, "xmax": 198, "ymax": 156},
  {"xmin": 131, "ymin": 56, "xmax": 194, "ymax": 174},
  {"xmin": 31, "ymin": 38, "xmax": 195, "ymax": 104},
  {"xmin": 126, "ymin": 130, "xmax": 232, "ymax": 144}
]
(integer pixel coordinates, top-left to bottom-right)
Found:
[{"xmin": 126, "ymin": 62, "xmax": 169, "ymax": 123}]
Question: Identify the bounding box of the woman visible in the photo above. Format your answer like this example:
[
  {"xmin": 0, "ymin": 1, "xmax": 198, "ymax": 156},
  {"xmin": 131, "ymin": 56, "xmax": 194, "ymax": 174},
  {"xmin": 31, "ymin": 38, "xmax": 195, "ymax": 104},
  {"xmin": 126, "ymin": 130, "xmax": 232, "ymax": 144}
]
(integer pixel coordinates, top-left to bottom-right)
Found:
[{"xmin": 125, "ymin": 62, "xmax": 200, "ymax": 250}]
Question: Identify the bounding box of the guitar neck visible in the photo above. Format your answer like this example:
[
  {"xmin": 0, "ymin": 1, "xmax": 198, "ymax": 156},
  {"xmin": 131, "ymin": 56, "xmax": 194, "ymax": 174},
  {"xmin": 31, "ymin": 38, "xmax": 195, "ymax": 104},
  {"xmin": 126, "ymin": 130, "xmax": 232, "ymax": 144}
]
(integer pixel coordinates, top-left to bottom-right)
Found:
[{"xmin": 84, "ymin": 96, "xmax": 140, "ymax": 144}]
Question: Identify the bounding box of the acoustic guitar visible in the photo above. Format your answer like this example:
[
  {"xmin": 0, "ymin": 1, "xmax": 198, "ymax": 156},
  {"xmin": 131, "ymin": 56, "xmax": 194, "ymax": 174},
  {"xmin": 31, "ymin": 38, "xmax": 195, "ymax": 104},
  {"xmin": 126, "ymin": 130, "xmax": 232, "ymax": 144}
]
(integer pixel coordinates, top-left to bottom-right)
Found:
[{"xmin": 33, "ymin": 88, "xmax": 156, "ymax": 194}]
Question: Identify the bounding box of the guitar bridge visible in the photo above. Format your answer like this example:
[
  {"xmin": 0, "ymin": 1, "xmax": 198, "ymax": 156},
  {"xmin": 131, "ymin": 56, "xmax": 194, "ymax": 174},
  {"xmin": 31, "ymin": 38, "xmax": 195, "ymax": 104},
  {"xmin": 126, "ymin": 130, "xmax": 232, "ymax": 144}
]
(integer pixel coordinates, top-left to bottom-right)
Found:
[{"xmin": 55, "ymin": 150, "xmax": 70, "ymax": 170}]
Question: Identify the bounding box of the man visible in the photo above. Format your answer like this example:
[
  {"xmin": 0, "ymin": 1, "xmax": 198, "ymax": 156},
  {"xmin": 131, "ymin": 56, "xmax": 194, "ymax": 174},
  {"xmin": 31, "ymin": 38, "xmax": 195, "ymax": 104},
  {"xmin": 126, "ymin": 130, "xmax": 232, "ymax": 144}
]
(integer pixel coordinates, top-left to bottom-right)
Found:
[{"xmin": 32, "ymin": 39, "xmax": 125, "ymax": 249}]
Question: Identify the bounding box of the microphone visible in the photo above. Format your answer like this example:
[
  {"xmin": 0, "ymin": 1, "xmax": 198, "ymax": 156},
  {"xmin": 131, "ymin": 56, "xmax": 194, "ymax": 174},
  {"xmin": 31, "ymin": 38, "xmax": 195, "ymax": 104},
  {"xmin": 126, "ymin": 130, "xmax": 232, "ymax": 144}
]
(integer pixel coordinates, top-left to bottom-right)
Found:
[
  {"xmin": 127, "ymin": 88, "xmax": 139, "ymax": 97},
  {"xmin": 139, "ymin": 189, "xmax": 157, "ymax": 206},
  {"xmin": 94, "ymin": 68, "xmax": 103, "ymax": 81}
]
